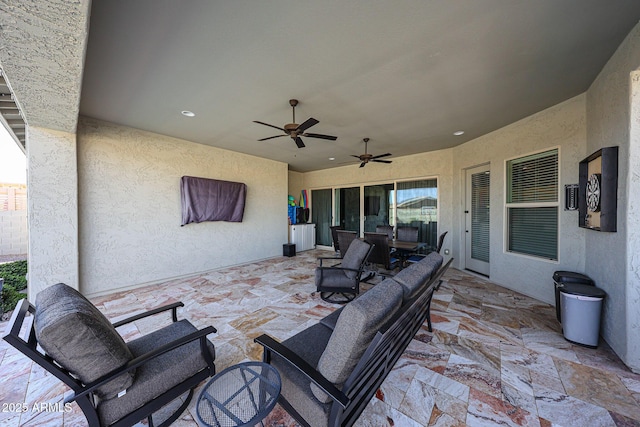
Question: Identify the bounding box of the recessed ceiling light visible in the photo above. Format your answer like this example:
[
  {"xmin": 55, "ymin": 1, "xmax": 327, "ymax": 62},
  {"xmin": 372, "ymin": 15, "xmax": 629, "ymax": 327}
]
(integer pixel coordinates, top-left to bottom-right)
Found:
[
  {"xmin": 453, "ymin": 130, "xmax": 465, "ymax": 136},
  {"xmin": 329, "ymin": 157, "xmax": 335, "ymax": 161},
  {"xmin": 181, "ymin": 110, "xmax": 195, "ymax": 117}
]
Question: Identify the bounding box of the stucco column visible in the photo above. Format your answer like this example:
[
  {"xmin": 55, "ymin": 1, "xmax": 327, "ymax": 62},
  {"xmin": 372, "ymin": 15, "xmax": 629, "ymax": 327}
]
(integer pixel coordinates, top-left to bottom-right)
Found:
[
  {"xmin": 27, "ymin": 126, "xmax": 79, "ymax": 300},
  {"xmin": 627, "ymin": 71, "xmax": 640, "ymax": 373}
]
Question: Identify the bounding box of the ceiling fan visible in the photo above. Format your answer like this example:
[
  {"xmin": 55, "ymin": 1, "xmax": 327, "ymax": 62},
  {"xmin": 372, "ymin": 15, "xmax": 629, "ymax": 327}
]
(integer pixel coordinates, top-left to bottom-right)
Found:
[
  {"xmin": 253, "ymin": 99, "xmax": 337, "ymax": 148},
  {"xmin": 351, "ymin": 138, "xmax": 392, "ymax": 167}
]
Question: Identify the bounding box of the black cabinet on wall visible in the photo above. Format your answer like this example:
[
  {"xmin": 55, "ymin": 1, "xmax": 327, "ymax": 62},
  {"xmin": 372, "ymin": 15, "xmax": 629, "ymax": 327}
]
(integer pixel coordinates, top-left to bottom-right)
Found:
[{"xmin": 578, "ymin": 146, "xmax": 618, "ymax": 232}]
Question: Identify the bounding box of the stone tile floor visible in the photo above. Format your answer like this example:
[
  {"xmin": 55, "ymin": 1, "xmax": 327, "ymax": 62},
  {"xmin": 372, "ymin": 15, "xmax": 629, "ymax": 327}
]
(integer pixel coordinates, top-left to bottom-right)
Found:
[{"xmin": 1, "ymin": 250, "xmax": 639, "ymax": 426}]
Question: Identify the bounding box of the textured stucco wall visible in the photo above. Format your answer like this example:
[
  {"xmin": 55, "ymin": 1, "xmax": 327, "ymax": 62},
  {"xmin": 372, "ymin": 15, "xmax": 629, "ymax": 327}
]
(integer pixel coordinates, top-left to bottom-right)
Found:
[
  {"xmin": 302, "ymin": 148, "xmax": 455, "ymax": 258},
  {"xmin": 586, "ymin": 22, "xmax": 640, "ymax": 372},
  {"xmin": 27, "ymin": 126, "xmax": 79, "ymax": 299},
  {"xmin": 0, "ymin": 0, "xmax": 89, "ymax": 133},
  {"xmin": 77, "ymin": 117, "xmax": 288, "ymax": 296},
  {"xmin": 452, "ymin": 95, "xmax": 587, "ymax": 304}
]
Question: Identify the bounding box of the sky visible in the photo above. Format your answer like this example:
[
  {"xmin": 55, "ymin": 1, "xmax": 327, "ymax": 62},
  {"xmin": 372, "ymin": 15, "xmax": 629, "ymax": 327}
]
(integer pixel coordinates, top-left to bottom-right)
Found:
[{"xmin": 0, "ymin": 125, "xmax": 26, "ymax": 184}]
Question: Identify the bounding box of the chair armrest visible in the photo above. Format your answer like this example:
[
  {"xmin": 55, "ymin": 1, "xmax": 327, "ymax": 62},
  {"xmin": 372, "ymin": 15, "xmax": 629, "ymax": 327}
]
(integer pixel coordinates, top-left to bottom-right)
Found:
[
  {"xmin": 254, "ymin": 334, "xmax": 349, "ymax": 409},
  {"xmin": 112, "ymin": 302, "xmax": 184, "ymax": 328},
  {"xmin": 317, "ymin": 256, "xmax": 342, "ymax": 267},
  {"xmin": 68, "ymin": 325, "xmax": 217, "ymax": 402},
  {"xmin": 317, "ymin": 266, "xmax": 359, "ymax": 273}
]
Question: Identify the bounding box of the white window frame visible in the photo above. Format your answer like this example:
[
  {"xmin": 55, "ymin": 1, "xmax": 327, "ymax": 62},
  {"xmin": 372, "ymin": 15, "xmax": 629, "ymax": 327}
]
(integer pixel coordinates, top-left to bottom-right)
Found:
[{"xmin": 504, "ymin": 147, "xmax": 560, "ymax": 261}]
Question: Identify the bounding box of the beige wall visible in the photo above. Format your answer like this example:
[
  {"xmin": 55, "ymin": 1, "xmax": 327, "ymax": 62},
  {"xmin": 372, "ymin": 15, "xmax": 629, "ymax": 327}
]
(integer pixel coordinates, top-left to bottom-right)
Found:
[
  {"xmin": 586, "ymin": 22, "xmax": 640, "ymax": 372},
  {"xmin": 77, "ymin": 117, "xmax": 288, "ymax": 296}
]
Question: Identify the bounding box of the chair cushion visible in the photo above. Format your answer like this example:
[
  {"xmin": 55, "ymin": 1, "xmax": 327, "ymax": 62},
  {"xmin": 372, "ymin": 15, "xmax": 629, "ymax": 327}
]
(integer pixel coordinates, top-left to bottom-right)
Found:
[
  {"xmin": 34, "ymin": 283, "xmax": 134, "ymax": 400},
  {"xmin": 340, "ymin": 239, "xmax": 371, "ymax": 279},
  {"xmin": 270, "ymin": 323, "xmax": 334, "ymax": 427},
  {"xmin": 315, "ymin": 268, "xmax": 355, "ymax": 290},
  {"xmin": 98, "ymin": 319, "xmax": 216, "ymax": 426},
  {"xmin": 311, "ymin": 279, "xmax": 404, "ymax": 402}
]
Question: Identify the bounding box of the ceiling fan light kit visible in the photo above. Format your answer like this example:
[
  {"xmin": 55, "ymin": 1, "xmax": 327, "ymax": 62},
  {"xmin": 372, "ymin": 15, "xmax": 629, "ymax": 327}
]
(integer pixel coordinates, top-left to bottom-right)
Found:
[
  {"xmin": 254, "ymin": 99, "xmax": 337, "ymax": 148},
  {"xmin": 351, "ymin": 138, "xmax": 392, "ymax": 167}
]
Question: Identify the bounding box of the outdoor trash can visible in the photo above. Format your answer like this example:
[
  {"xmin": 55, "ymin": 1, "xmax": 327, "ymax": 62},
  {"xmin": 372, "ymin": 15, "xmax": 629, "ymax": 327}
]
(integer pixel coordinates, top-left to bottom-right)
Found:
[
  {"xmin": 553, "ymin": 271, "xmax": 594, "ymax": 322},
  {"xmin": 560, "ymin": 283, "xmax": 606, "ymax": 348}
]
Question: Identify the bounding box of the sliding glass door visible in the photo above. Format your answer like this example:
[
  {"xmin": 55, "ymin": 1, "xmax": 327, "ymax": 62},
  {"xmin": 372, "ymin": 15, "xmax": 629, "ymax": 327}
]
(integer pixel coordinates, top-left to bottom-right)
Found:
[
  {"xmin": 396, "ymin": 179, "xmax": 438, "ymax": 248},
  {"xmin": 312, "ymin": 178, "xmax": 437, "ymax": 242},
  {"xmin": 364, "ymin": 183, "xmax": 394, "ymax": 233},
  {"xmin": 335, "ymin": 187, "xmax": 360, "ymax": 234}
]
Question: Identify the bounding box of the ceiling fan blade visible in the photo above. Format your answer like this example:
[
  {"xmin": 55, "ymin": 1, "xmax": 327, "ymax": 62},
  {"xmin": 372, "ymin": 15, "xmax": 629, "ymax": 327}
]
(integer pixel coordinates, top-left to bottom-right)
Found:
[
  {"xmin": 359, "ymin": 162, "xmax": 366, "ymax": 168},
  {"xmin": 258, "ymin": 135, "xmax": 287, "ymax": 141},
  {"xmin": 371, "ymin": 153, "xmax": 392, "ymax": 159},
  {"xmin": 294, "ymin": 136, "xmax": 305, "ymax": 148},
  {"xmin": 350, "ymin": 155, "xmax": 362, "ymax": 159},
  {"xmin": 296, "ymin": 118, "xmax": 319, "ymax": 132},
  {"xmin": 373, "ymin": 159, "xmax": 393, "ymax": 164},
  {"xmin": 253, "ymin": 120, "xmax": 285, "ymax": 131},
  {"xmin": 304, "ymin": 133, "xmax": 337, "ymax": 141}
]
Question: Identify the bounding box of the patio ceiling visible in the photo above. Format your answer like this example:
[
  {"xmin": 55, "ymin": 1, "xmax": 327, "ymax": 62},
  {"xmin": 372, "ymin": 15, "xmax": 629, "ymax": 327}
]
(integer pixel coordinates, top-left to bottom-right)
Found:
[{"xmin": 2, "ymin": 1, "xmax": 640, "ymax": 172}]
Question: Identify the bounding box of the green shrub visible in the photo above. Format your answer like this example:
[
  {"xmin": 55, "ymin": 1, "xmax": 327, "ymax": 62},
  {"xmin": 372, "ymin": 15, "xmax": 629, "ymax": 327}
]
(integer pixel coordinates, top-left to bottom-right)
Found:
[
  {"xmin": 1, "ymin": 284, "xmax": 27, "ymax": 314},
  {"xmin": 0, "ymin": 260, "xmax": 27, "ymax": 291},
  {"xmin": 0, "ymin": 260, "xmax": 28, "ymax": 314}
]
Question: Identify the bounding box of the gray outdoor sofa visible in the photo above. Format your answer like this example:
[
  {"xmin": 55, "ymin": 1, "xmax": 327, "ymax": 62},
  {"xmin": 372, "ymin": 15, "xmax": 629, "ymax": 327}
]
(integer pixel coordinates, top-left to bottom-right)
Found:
[{"xmin": 255, "ymin": 251, "xmax": 452, "ymax": 427}]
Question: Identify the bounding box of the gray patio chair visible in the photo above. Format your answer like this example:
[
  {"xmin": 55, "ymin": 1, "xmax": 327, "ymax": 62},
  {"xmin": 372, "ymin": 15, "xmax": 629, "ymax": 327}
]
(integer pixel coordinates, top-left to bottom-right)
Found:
[
  {"xmin": 2, "ymin": 283, "xmax": 216, "ymax": 427},
  {"xmin": 316, "ymin": 238, "xmax": 374, "ymax": 304}
]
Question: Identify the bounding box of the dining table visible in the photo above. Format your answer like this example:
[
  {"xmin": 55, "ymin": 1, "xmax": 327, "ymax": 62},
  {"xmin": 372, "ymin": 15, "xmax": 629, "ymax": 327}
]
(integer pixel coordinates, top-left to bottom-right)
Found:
[{"xmin": 359, "ymin": 238, "xmax": 425, "ymax": 269}]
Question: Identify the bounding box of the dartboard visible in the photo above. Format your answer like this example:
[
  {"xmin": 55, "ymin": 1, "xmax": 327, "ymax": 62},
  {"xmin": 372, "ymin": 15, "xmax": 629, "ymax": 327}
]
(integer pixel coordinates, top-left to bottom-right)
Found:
[{"xmin": 586, "ymin": 173, "xmax": 601, "ymax": 212}]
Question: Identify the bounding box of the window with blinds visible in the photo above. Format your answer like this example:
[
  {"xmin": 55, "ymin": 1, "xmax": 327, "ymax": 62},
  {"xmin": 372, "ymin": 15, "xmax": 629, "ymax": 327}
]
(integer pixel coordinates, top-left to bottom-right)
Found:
[{"xmin": 506, "ymin": 149, "xmax": 558, "ymax": 260}]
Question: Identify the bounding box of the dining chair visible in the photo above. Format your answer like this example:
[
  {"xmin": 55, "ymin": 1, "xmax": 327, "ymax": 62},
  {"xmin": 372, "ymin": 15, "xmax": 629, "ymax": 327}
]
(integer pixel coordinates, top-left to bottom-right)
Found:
[
  {"xmin": 364, "ymin": 232, "xmax": 400, "ymax": 275},
  {"xmin": 336, "ymin": 230, "xmax": 358, "ymax": 258},
  {"xmin": 329, "ymin": 225, "xmax": 344, "ymax": 254},
  {"xmin": 397, "ymin": 226, "xmax": 419, "ymax": 242},
  {"xmin": 407, "ymin": 231, "xmax": 448, "ymax": 278},
  {"xmin": 375, "ymin": 225, "xmax": 394, "ymax": 239}
]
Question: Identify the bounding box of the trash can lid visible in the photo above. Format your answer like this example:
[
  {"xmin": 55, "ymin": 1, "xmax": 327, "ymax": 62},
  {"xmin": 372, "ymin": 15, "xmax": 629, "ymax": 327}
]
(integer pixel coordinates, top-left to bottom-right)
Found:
[
  {"xmin": 558, "ymin": 282, "xmax": 606, "ymax": 298},
  {"xmin": 553, "ymin": 270, "xmax": 595, "ymax": 285}
]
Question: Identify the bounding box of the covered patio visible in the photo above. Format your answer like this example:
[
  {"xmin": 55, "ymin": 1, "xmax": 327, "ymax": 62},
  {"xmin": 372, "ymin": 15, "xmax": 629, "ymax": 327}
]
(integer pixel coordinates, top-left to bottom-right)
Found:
[{"xmin": 2, "ymin": 251, "xmax": 639, "ymax": 426}]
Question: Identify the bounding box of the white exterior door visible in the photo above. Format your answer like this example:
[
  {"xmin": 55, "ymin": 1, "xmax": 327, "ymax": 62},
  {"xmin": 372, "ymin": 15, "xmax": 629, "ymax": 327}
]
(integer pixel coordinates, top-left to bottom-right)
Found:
[{"xmin": 465, "ymin": 165, "xmax": 490, "ymax": 276}]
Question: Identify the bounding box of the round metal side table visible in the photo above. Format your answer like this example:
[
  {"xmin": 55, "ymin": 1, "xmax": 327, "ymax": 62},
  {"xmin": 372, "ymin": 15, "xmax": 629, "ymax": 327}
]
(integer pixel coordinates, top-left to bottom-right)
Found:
[{"xmin": 196, "ymin": 361, "xmax": 281, "ymax": 427}]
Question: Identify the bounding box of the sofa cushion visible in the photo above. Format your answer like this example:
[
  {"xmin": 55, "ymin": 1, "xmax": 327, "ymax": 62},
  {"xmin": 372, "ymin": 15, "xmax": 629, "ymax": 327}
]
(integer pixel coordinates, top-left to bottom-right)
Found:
[
  {"xmin": 311, "ymin": 279, "xmax": 404, "ymax": 402},
  {"xmin": 340, "ymin": 238, "xmax": 371, "ymax": 279},
  {"xmin": 319, "ymin": 307, "xmax": 343, "ymax": 330},
  {"xmin": 98, "ymin": 319, "xmax": 215, "ymax": 426},
  {"xmin": 392, "ymin": 252, "xmax": 443, "ymax": 301},
  {"xmin": 34, "ymin": 283, "xmax": 135, "ymax": 400}
]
